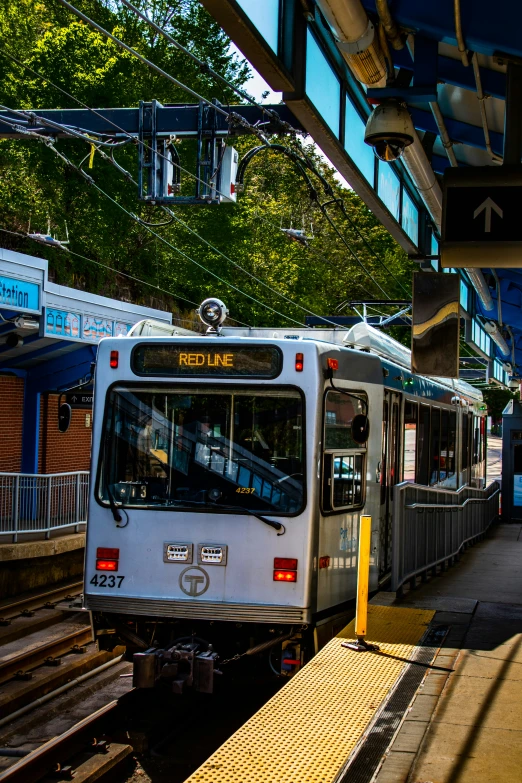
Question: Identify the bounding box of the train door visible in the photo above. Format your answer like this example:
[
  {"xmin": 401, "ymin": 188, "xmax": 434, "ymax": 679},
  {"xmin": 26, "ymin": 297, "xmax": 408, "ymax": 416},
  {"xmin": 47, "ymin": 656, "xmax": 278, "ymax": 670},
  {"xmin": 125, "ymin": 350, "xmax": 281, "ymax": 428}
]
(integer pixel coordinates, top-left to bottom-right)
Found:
[{"xmin": 379, "ymin": 390, "xmax": 401, "ymax": 578}]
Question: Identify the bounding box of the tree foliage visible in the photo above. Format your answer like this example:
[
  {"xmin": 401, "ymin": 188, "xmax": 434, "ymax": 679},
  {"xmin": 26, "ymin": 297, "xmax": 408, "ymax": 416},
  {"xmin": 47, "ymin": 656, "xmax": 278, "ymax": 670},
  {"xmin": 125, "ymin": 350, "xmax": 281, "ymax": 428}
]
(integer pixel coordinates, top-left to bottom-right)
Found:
[{"xmin": 0, "ymin": 0, "xmax": 412, "ymax": 327}]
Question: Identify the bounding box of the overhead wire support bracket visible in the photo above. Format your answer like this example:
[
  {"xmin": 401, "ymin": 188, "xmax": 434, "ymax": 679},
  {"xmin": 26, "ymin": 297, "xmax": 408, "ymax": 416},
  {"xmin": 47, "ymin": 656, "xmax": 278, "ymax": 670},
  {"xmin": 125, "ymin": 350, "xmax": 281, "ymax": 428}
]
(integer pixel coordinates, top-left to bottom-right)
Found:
[{"xmin": 137, "ymin": 99, "xmax": 229, "ymax": 205}]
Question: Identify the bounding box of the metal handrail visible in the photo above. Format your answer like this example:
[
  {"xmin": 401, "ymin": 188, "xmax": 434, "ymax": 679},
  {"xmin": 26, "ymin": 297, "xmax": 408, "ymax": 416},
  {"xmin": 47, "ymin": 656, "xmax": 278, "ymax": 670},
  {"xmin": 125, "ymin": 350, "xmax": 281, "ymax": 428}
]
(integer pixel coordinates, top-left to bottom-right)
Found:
[
  {"xmin": 391, "ymin": 479, "xmax": 500, "ymax": 592},
  {"xmin": 0, "ymin": 471, "xmax": 89, "ymax": 478},
  {"xmin": 0, "ymin": 471, "xmax": 89, "ymax": 543},
  {"xmin": 406, "ymin": 487, "xmax": 500, "ymax": 510}
]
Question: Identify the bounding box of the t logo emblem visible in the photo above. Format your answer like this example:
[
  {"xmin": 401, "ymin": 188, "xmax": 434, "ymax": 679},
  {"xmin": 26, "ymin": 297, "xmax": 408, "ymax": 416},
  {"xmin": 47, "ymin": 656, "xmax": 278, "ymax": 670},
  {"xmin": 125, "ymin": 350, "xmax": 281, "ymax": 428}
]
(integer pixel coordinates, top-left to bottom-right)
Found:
[{"xmin": 179, "ymin": 566, "xmax": 210, "ymax": 597}]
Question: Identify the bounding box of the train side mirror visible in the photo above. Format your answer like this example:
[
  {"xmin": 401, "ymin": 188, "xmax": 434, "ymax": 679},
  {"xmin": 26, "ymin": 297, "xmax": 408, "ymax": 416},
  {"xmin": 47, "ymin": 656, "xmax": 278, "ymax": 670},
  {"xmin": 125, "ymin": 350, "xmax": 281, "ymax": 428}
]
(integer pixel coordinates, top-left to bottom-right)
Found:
[
  {"xmin": 58, "ymin": 403, "xmax": 72, "ymax": 433},
  {"xmin": 352, "ymin": 414, "xmax": 369, "ymax": 444}
]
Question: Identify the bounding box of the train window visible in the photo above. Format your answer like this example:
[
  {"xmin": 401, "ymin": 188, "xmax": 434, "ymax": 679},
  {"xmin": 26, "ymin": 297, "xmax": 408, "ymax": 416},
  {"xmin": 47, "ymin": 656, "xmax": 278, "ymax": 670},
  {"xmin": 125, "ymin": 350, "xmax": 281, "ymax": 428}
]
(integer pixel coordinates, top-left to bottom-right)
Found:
[
  {"xmin": 440, "ymin": 410, "xmax": 457, "ymax": 488},
  {"xmin": 403, "ymin": 402, "xmax": 417, "ymax": 482},
  {"xmin": 430, "ymin": 408, "xmax": 441, "ymax": 486},
  {"xmin": 98, "ymin": 386, "xmax": 305, "ymax": 515},
  {"xmin": 331, "ymin": 455, "xmax": 363, "ymax": 508},
  {"xmin": 324, "ymin": 391, "xmax": 366, "ymax": 449},
  {"xmin": 461, "ymin": 412, "xmax": 470, "ymax": 472},
  {"xmin": 417, "ymin": 405, "xmax": 430, "ymax": 485},
  {"xmin": 322, "ymin": 390, "xmax": 367, "ymax": 512}
]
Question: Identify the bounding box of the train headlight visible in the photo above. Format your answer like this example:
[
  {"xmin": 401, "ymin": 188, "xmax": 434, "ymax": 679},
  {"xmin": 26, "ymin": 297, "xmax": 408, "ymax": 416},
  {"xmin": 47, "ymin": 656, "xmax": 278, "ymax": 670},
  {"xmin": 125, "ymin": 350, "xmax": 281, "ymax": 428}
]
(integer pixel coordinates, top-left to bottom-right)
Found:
[{"xmin": 197, "ymin": 298, "xmax": 228, "ymax": 332}]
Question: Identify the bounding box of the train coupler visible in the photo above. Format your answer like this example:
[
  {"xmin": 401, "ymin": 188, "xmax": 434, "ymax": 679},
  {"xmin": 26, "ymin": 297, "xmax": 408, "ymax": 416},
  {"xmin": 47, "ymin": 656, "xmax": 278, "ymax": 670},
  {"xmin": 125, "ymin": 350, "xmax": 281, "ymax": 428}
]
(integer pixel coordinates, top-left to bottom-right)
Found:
[{"xmin": 133, "ymin": 641, "xmax": 220, "ymax": 694}]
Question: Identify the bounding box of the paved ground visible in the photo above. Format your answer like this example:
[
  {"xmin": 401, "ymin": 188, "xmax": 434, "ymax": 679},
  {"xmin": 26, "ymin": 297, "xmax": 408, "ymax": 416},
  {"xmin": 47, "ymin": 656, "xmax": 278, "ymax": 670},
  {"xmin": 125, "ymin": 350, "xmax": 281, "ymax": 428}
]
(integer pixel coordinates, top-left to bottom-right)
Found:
[{"xmin": 376, "ymin": 523, "xmax": 522, "ymax": 783}]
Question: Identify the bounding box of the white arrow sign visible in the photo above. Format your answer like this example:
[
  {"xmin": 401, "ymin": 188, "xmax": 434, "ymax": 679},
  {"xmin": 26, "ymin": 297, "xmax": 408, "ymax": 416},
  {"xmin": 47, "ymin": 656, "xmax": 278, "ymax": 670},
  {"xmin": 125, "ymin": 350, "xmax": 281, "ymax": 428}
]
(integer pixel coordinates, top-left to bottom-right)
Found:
[{"xmin": 473, "ymin": 197, "xmax": 503, "ymax": 233}]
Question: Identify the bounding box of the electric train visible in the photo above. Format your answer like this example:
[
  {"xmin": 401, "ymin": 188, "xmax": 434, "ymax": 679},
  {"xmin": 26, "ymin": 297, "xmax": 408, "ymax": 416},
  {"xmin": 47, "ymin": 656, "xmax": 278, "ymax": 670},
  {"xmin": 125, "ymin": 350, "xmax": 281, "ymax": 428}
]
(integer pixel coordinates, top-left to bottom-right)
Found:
[{"xmin": 84, "ymin": 300, "xmax": 486, "ymax": 693}]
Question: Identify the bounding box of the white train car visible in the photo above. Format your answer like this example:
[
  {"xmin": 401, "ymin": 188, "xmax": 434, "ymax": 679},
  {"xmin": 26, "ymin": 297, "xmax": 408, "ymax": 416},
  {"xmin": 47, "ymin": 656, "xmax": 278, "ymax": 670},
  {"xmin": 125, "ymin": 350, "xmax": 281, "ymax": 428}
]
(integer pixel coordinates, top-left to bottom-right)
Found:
[{"xmin": 84, "ymin": 303, "xmax": 485, "ymax": 692}]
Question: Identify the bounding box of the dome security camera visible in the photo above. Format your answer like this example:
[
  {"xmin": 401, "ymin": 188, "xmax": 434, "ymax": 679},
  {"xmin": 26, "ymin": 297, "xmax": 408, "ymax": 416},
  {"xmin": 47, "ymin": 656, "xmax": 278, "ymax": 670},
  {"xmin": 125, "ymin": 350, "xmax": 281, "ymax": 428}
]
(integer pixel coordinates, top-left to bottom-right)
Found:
[
  {"xmin": 364, "ymin": 99, "xmax": 415, "ymax": 162},
  {"xmin": 197, "ymin": 298, "xmax": 229, "ymax": 333}
]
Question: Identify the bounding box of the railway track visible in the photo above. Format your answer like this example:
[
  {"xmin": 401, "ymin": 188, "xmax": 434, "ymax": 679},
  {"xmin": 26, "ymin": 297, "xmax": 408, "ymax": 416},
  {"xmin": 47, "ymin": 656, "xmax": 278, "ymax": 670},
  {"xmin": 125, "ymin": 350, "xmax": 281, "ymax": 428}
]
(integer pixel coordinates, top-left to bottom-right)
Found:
[
  {"xmin": 0, "ymin": 698, "xmax": 133, "ymax": 783},
  {"xmin": 0, "ymin": 581, "xmax": 83, "ymax": 625}
]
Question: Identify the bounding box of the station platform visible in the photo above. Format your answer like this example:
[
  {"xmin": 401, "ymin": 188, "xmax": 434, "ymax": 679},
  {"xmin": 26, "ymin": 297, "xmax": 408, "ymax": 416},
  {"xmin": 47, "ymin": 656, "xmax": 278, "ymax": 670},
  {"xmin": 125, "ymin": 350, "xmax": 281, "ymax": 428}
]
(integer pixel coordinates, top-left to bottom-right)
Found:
[{"xmin": 186, "ymin": 521, "xmax": 520, "ymax": 783}]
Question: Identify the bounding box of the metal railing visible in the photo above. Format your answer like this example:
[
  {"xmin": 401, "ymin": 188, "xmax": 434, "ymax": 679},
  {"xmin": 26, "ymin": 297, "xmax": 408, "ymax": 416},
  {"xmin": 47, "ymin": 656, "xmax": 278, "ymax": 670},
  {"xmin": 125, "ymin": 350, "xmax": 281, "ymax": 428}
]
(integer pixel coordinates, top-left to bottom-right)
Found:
[
  {"xmin": 0, "ymin": 472, "xmax": 89, "ymax": 542},
  {"xmin": 391, "ymin": 480, "xmax": 500, "ymax": 592}
]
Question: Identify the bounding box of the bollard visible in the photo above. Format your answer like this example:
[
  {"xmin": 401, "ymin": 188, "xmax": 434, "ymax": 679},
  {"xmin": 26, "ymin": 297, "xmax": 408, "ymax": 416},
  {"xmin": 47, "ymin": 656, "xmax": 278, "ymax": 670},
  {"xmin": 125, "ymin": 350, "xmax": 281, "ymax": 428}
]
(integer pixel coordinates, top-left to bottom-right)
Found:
[{"xmin": 342, "ymin": 515, "xmax": 379, "ymax": 652}]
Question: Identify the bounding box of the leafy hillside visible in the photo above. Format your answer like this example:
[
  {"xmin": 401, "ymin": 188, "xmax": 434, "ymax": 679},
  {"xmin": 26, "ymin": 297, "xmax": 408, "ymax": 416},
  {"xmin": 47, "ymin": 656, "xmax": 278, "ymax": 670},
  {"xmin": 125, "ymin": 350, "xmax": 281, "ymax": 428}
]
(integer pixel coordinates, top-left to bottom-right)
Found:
[{"xmin": 0, "ymin": 0, "xmax": 413, "ymax": 328}]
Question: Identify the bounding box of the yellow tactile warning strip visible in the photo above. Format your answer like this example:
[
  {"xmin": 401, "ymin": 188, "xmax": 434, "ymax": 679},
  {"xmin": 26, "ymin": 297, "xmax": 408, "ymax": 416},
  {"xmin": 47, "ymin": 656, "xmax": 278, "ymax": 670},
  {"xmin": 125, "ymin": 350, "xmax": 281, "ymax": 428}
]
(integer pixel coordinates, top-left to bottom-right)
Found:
[{"xmin": 186, "ymin": 605, "xmax": 435, "ymax": 783}]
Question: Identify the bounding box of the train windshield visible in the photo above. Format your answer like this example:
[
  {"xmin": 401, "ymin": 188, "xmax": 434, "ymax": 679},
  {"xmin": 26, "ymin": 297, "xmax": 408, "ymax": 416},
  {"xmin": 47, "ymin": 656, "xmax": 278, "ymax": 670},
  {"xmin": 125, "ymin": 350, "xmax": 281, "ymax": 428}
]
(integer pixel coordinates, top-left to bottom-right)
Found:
[{"xmin": 98, "ymin": 386, "xmax": 304, "ymax": 514}]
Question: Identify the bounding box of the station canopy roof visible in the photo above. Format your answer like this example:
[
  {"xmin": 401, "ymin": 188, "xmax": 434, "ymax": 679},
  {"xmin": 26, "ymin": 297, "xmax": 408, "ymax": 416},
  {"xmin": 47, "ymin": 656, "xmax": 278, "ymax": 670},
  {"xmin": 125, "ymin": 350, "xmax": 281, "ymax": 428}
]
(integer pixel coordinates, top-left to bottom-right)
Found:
[{"xmin": 202, "ymin": 0, "xmax": 522, "ymax": 386}]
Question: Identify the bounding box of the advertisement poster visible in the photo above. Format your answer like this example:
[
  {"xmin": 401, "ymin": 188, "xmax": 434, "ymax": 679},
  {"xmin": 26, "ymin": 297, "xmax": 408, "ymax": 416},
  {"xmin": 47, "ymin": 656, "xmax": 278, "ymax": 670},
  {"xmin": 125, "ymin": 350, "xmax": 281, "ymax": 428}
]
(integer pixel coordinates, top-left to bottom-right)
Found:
[
  {"xmin": 83, "ymin": 316, "xmax": 114, "ymax": 342},
  {"xmin": 45, "ymin": 308, "xmax": 81, "ymax": 338},
  {"xmin": 114, "ymin": 321, "xmax": 133, "ymax": 337}
]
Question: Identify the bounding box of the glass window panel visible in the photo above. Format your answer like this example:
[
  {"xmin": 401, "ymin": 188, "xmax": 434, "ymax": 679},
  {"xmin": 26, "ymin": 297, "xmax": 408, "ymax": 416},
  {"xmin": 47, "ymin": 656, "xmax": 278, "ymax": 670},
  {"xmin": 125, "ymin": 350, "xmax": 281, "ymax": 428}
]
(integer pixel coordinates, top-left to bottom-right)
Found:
[
  {"xmin": 401, "ymin": 188, "xmax": 419, "ymax": 246},
  {"xmin": 461, "ymin": 413, "xmax": 470, "ymax": 472},
  {"xmin": 378, "ymin": 163, "xmax": 400, "ymax": 221},
  {"xmin": 431, "ymin": 234, "xmax": 439, "ymax": 271},
  {"xmin": 353, "ymin": 454, "xmax": 363, "ymax": 505},
  {"xmin": 306, "ymin": 29, "xmax": 341, "ymax": 135},
  {"xmin": 417, "ymin": 405, "xmax": 430, "ymax": 485},
  {"xmin": 324, "ymin": 391, "xmax": 366, "ymax": 449},
  {"xmin": 430, "ymin": 408, "xmax": 441, "ymax": 485},
  {"xmin": 99, "ymin": 387, "xmax": 304, "ymax": 514},
  {"xmin": 236, "ymin": 0, "xmax": 279, "ymax": 53},
  {"xmin": 344, "ymin": 99, "xmax": 375, "ymax": 185},
  {"xmin": 333, "ymin": 455, "xmax": 354, "ymax": 508},
  {"xmin": 403, "ymin": 401, "xmax": 417, "ymax": 482},
  {"xmin": 460, "ymin": 279, "xmax": 469, "ymax": 312}
]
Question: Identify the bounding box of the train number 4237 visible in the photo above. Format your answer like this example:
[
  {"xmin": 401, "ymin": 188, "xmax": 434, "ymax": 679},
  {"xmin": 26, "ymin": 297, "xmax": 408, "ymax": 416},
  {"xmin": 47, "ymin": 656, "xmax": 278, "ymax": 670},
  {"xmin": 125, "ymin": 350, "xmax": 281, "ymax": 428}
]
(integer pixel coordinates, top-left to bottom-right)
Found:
[{"xmin": 90, "ymin": 574, "xmax": 125, "ymax": 588}]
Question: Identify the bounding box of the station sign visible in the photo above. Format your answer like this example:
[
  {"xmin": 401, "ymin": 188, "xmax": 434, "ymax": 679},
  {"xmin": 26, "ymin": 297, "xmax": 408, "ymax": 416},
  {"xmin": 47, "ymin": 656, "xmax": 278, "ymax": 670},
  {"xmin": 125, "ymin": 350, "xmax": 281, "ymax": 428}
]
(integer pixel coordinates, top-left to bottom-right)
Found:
[
  {"xmin": 0, "ymin": 274, "xmax": 40, "ymax": 313},
  {"xmin": 442, "ymin": 167, "xmax": 522, "ymax": 268},
  {"xmin": 65, "ymin": 392, "xmax": 93, "ymax": 409}
]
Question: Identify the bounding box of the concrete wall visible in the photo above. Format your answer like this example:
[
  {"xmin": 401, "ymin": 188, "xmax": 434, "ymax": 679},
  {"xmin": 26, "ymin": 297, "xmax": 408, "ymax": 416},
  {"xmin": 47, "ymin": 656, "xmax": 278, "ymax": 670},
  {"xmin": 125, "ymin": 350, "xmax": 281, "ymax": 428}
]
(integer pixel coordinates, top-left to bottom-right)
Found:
[
  {"xmin": 0, "ymin": 534, "xmax": 85, "ymax": 598},
  {"xmin": 0, "ymin": 375, "xmax": 24, "ymax": 472},
  {"xmin": 38, "ymin": 394, "xmax": 93, "ymax": 474}
]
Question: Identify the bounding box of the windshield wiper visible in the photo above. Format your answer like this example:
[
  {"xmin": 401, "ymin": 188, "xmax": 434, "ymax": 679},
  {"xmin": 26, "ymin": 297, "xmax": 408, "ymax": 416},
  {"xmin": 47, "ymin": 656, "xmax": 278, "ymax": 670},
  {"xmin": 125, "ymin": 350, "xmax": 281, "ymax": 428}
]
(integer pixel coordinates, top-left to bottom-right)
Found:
[
  {"xmin": 162, "ymin": 498, "xmax": 285, "ymax": 535},
  {"xmin": 208, "ymin": 501, "xmax": 285, "ymax": 535}
]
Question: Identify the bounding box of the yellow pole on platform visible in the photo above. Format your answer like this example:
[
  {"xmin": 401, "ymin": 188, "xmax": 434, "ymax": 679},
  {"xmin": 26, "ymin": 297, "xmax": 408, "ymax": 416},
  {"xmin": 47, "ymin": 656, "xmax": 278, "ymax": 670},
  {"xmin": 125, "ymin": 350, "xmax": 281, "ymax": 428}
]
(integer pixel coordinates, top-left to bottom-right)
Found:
[{"xmin": 355, "ymin": 515, "xmax": 372, "ymax": 642}]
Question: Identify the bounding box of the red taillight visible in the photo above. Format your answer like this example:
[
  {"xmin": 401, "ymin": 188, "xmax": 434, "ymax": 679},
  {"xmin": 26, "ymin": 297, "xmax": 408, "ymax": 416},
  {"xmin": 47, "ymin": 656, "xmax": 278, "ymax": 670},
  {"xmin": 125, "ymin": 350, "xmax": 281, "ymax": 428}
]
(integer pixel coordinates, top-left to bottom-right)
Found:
[
  {"xmin": 110, "ymin": 350, "xmax": 119, "ymax": 369},
  {"xmin": 327, "ymin": 358, "xmax": 339, "ymax": 371},
  {"xmin": 273, "ymin": 570, "xmax": 297, "ymax": 582},
  {"xmin": 295, "ymin": 352, "xmax": 304, "ymax": 372},
  {"xmin": 96, "ymin": 559, "xmax": 118, "ymax": 571},
  {"xmin": 97, "ymin": 547, "xmax": 119, "ymax": 559},
  {"xmin": 274, "ymin": 557, "xmax": 298, "ymax": 570}
]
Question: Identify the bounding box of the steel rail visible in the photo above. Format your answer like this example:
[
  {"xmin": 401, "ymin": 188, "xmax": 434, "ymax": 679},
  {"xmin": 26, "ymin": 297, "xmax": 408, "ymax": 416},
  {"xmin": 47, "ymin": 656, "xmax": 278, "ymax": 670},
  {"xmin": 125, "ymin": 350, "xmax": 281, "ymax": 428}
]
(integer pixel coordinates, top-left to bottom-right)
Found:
[
  {"xmin": 0, "ymin": 627, "xmax": 92, "ymax": 685},
  {"xmin": 0, "ymin": 699, "xmax": 122, "ymax": 783},
  {"xmin": 0, "ymin": 583, "xmax": 83, "ymax": 624}
]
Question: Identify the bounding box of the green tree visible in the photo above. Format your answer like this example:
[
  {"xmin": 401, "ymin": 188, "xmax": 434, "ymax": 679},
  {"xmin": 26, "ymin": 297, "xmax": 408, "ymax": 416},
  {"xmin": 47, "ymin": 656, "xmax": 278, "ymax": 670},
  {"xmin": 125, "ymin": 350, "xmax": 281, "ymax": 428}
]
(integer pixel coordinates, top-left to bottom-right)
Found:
[{"xmin": 0, "ymin": 0, "xmax": 411, "ymax": 327}]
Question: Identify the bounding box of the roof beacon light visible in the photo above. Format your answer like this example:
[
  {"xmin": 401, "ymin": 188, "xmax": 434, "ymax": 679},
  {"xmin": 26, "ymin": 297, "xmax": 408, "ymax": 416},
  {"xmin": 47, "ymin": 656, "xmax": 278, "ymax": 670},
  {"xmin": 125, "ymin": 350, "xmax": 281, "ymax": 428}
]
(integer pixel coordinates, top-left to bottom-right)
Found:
[
  {"xmin": 197, "ymin": 298, "xmax": 229, "ymax": 334},
  {"xmin": 327, "ymin": 358, "xmax": 339, "ymax": 371}
]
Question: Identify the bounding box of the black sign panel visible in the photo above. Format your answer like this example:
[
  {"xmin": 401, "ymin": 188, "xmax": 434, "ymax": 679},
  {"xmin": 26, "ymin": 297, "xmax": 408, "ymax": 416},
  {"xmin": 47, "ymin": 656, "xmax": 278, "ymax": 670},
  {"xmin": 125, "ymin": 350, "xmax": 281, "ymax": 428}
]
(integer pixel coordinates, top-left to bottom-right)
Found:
[
  {"xmin": 412, "ymin": 273, "xmax": 459, "ymax": 378},
  {"xmin": 132, "ymin": 344, "xmax": 282, "ymax": 378},
  {"xmin": 65, "ymin": 392, "xmax": 93, "ymax": 409},
  {"xmin": 442, "ymin": 167, "xmax": 522, "ymax": 268},
  {"xmin": 445, "ymin": 186, "xmax": 520, "ymax": 242}
]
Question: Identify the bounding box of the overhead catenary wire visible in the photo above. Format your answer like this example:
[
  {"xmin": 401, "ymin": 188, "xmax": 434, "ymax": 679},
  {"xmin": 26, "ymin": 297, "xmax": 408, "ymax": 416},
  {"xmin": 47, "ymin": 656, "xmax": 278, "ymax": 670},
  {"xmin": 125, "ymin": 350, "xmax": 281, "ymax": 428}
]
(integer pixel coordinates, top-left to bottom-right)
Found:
[
  {"xmin": 0, "ymin": 113, "xmax": 312, "ymax": 329},
  {"xmin": 118, "ymin": 0, "xmax": 295, "ymax": 133},
  {"xmin": 0, "ymin": 226, "xmax": 206, "ymax": 316},
  {"xmin": 0, "ymin": 104, "xmax": 360, "ymax": 332},
  {"xmin": 29, "ymin": 1, "xmax": 402, "ymax": 300},
  {"xmin": 55, "ymin": 0, "xmax": 272, "ymax": 144},
  {"xmin": 0, "ymin": 47, "xmax": 401, "ymax": 305}
]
